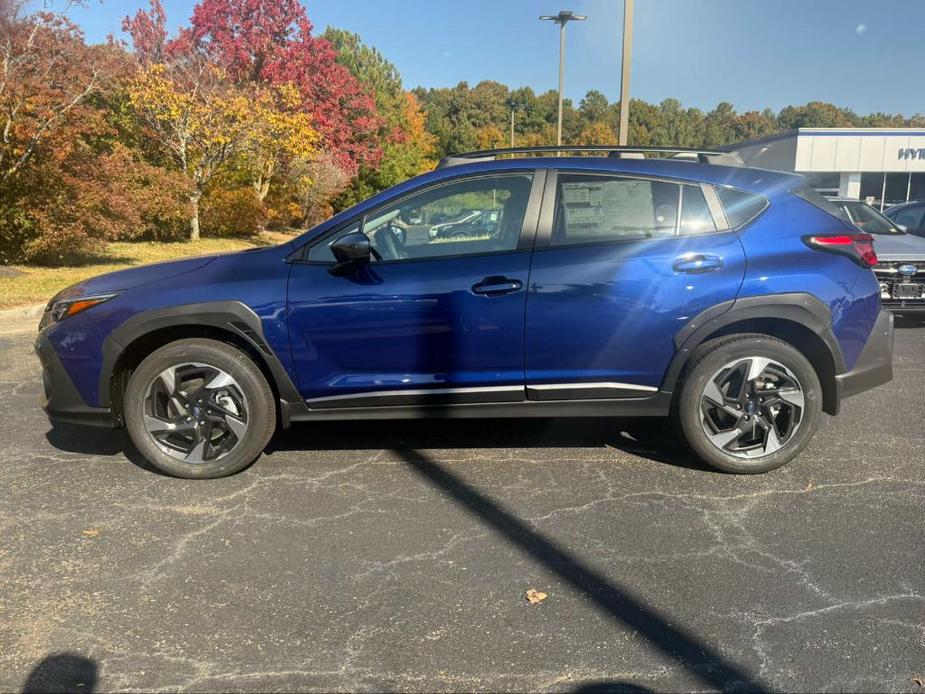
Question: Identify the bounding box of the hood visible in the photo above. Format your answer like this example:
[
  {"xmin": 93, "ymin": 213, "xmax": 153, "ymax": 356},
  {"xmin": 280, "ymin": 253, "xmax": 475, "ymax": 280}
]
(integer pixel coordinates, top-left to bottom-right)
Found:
[
  {"xmin": 872, "ymin": 233, "xmax": 925, "ymax": 261},
  {"xmin": 53, "ymin": 255, "xmax": 218, "ymax": 303}
]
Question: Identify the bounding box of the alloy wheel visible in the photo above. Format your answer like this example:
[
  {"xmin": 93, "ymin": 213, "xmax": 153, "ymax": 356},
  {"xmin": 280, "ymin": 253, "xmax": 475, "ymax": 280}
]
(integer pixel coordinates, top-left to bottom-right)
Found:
[
  {"xmin": 143, "ymin": 362, "xmax": 249, "ymax": 464},
  {"xmin": 699, "ymin": 357, "xmax": 805, "ymax": 459}
]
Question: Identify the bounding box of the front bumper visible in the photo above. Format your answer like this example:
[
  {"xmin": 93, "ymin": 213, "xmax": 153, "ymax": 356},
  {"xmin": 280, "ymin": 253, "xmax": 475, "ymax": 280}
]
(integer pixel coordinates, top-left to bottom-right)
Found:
[
  {"xmin": 835, "ymin": 309, "xmax": 894, "ymax": 401},
  {"xmin": 35, "ymin": 334, "xmax": 115, "ymax": 428}
]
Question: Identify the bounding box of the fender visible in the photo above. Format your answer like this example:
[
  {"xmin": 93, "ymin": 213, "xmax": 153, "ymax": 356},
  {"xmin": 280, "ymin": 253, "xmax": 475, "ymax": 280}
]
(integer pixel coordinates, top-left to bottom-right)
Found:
[
  {"xmin": 100, "ymin": 301, "xmax": 308, "ymax": 426},
  {"xmin": 660, "ymin": 292, "xmax": 847, "ymax": 409}
]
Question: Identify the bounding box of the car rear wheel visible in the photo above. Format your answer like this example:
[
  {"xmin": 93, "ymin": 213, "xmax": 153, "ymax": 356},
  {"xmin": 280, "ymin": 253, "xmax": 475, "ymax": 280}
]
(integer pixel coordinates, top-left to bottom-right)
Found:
[
  {"xmin": 673, "ymin": 334, "xmax": 822, "ymax": 474},
  {"xmin": 124, "ymin": 338, "xmax": 276, "ymax": 478}
]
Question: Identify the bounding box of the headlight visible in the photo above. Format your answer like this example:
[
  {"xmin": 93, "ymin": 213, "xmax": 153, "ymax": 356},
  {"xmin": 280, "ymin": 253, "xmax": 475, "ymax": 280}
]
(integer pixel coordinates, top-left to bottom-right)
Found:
[{"xmin": 47, "ymin": 293, "xmax": 119, "ymax": 323}]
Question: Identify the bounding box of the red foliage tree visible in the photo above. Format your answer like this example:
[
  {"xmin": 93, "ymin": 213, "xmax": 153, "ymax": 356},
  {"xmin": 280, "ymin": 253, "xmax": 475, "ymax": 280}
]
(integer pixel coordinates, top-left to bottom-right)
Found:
[
  {"xmin": 185, "ymin": 0, "xmax": 382, "ymax": 176},
  {"xmin": 121, "ymin": 0, "xmax": 167, "ymax": 64}
]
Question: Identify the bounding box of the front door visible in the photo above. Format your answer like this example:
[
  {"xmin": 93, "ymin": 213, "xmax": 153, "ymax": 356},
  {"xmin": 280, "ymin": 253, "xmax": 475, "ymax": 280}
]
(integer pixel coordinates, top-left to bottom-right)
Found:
[
  {"xmin": 287, "ymin": 171, "xmax": 542, "ymax": 408},
  {"xmin": 524, "ymin": 171, "xmax": 747, "ymax": 399}
]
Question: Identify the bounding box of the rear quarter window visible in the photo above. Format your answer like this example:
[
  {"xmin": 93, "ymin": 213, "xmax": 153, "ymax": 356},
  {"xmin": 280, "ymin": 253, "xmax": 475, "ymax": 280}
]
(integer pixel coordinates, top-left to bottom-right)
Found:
[
  {"xmin": 792, "ymin": 183, "xmax": 852, "ymax": 223},
  {"xmin": 715, "ymin": 186, "xmax": 769, "ymax": 228}
]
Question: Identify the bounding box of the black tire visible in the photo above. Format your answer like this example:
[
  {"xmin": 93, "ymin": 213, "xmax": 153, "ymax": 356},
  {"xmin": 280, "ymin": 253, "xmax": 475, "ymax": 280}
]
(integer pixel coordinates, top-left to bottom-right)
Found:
[
  {"xmin": 124, "ymin": 338, "xmax": 276, "ymax": 479},
  {"xmin": 672, "ymin": 334, "xmax": 822, "ymax": 474}
]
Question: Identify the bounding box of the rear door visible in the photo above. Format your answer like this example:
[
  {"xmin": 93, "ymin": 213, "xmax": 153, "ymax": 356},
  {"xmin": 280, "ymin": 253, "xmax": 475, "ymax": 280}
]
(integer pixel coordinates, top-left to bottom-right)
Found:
[{"xmin": 524, "ymin": 170, "xmax": 747, "ymax": 399}]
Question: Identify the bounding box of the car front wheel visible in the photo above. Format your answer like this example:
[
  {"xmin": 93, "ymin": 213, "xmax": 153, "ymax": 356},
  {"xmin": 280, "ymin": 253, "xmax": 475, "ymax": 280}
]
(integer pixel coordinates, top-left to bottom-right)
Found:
[
  {"xmin": 123, "ymin": 338, "xmax": 276, "ymax": 478},
  {"xmin": 674, "ymin": 334, "xmax": 822, "ymax": 474}
]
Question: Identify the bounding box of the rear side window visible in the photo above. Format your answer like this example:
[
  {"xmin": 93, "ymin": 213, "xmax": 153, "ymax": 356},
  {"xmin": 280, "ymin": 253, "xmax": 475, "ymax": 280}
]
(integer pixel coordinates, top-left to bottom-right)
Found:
[
  {"xmin": 792, "ymin": 183, "xmax": 851, "ymax": 223},
  {"xmin": 553, "ymin": 175, "xmax": 680, "ymax": 245},
  {"xmin": 716, "ymin": 186, "xmax": 769, "ymax": 228}
]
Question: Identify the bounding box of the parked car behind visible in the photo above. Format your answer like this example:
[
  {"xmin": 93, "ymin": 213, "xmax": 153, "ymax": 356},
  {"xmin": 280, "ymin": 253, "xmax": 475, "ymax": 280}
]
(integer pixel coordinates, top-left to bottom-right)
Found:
[
  {"xmin": 834, "ymin": 198, "xmax": 925, "ymax": 312},
  {"xmin": 884, "ymin": 200, "xmax": 925, "ymax": 238},
  {"xmin": 36, "ymin": 147, "xmax": 893, "ymax": 478},
  {"xmin": 429, "ymin": 208, "xmax": 502, "ymax": 239}
]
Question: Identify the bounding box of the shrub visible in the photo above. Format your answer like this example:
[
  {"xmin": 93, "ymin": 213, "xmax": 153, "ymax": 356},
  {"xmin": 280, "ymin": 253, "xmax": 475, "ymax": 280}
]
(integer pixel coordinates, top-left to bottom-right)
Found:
[{"xmin": 200, "ymin": 188, "xmax": 267, "ymax": 237}]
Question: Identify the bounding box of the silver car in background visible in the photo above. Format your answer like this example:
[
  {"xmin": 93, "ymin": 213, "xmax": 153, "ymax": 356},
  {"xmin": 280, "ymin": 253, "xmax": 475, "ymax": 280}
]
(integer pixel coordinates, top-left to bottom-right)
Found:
[{"xmin": 834, "ymin": 198, "xmax": 925, "ymax": 313}]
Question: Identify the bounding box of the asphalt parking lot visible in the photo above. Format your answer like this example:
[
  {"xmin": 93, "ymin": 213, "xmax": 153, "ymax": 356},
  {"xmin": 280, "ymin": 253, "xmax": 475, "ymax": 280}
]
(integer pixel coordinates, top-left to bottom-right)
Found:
[{"xmin": 1, "ymin": 320, "xmax": 923, "ymax": 693}]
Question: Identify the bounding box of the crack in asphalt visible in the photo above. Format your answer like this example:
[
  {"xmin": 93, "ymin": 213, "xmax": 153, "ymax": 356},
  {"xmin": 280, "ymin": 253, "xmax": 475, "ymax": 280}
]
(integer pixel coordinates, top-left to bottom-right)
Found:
[{"xmin": 2, "ymin": 327, "xmax": 924, "ymax": 692}]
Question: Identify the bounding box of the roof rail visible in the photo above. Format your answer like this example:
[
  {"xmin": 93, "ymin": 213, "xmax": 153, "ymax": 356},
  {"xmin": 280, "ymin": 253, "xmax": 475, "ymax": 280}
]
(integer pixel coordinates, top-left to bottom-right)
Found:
[{"xmin": 436, "ymin": 145, "xmax": 744, "ymax": 169}]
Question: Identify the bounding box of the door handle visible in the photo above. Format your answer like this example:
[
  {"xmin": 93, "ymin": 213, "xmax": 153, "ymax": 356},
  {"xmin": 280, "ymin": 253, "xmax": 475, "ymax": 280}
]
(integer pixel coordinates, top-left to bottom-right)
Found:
[
  {"xmin": 471, "ymin": 276, "xmax": 524, "ymax": 296},
  {"xmin": 673, "ymin": 254, "xmax": 723, "ymax": 274}
]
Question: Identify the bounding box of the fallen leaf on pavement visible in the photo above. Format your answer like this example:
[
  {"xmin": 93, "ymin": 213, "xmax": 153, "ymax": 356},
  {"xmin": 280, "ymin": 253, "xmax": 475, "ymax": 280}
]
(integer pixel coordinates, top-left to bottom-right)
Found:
[
  {"xmin": 82, "ymin": 529, "xmax": 100, "ymax": 537},
  {"xmin": 525, "ymin": 589, "xmax": 547, "ymax": 604},
  {"xmin": 911, "ymin": 676, "xmax": 922, "ymax": 688}
]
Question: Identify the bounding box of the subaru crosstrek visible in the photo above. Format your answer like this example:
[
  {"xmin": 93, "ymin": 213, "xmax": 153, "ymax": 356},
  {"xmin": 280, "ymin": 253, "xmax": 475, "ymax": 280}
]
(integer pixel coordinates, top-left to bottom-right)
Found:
[{"xmin": 35, "ymin": 147, "xmax": 894, "ymax": 478}]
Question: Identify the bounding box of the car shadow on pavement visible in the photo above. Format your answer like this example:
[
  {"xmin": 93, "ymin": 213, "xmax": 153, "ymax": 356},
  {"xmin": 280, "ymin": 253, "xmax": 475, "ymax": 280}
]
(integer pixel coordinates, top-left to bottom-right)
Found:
[
  {"xmin": 21, "ymin": 652, "xmax": 97, "ymax": 693},
  {"xmin": 571, "ymin": 682, "xmax": 652, "ymax": 693},
  {"xmin": 44, "ymin": 424, "xmax": 169, "ymax": 476},
  {"xmin": 267, "ymin": 417, "xmax": 712, "ymax": 472},
  {"xmin": 393, "ymin": 448, "xmax": 767, "ymax": 692},
  {"xmin": 46, "ymin": 417, "xmax": 712, "ymax": 474},
  {"xmin": 895, "ymin": 314, "xmax": 925, "ymax": 329}
]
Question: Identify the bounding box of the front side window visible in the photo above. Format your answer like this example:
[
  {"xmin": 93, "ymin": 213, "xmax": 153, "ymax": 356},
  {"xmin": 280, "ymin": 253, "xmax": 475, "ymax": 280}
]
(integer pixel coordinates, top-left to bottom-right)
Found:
[
  {"xmin": 308, "ymin": 173, "xmax": 533, "ymax": 263},
  {"xmin": 552, "ymin": 175, "xmax": 680, "ymax": 245}
]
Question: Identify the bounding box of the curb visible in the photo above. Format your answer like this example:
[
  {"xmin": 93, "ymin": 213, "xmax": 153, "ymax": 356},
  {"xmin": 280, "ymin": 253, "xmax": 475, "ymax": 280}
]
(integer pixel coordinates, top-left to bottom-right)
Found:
[{"xmin": 0, "ymin": 303, "xmax": 44, "ymax": 335}]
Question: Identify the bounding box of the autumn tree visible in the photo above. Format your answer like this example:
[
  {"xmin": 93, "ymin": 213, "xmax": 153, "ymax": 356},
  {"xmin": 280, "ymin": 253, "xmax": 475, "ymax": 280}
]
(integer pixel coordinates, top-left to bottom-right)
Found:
[
  {"xmin": 124, "ymin": 1, "xmax": 318, "ymax": 239},
  {"xmin": 127, "ymin": 63, "xmax": 316, "ymax": 239},
  {"xmin": 0, "ymin": 0, "xmax": 167, "ymax": 262},
  {"xmin": 186, "ymin": 0, "xmax": 381, "ymax": 177},
  {"xmin": 578, "ymin": 121, "xmax": 618, "ymax": 146},
  {"xmin": 324, "ymin": 28, "xmax": 434, "ymax": 210},
  {"xmin": 778, "ymin": 101, "xmax": 856, "ymax": 130},
  {"xmin": 240, "ymin": 83, "xmax": 317, "ymax": 203},
  {"xmin": 0, "ymin": 0, "xmax": 114, "ymax": 185}
]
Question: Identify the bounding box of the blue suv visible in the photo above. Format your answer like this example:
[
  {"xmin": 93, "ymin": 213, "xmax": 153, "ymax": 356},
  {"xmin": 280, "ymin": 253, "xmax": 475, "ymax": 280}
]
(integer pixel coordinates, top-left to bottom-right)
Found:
[{"xmin": 36, "ymin": 147, "xmax": 894, "ymax": 478}]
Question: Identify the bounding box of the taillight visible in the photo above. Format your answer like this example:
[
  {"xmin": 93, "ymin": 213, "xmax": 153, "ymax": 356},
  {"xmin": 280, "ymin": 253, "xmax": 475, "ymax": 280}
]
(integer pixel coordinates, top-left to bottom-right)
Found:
[{"xmin": 803, "ymin": 233, "xmax": 877, "ymax": 268}]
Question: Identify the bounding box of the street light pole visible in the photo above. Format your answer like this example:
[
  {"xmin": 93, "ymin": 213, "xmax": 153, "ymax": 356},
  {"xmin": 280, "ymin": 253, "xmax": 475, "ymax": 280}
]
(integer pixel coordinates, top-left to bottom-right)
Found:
[
  {"xmin": 511, "ymin": 107, "xmax": 515, "ymax": 148},
  {"xmin": 540, "ymin": 10, "xmax": 587, "ymax": 148},
  {"xmin": 556, "ymin": 19, "xmax": 566, "ymax": 146},
  {"xmin": 618, "ymin": 0, "xmax": 634, "ymax": 146}
]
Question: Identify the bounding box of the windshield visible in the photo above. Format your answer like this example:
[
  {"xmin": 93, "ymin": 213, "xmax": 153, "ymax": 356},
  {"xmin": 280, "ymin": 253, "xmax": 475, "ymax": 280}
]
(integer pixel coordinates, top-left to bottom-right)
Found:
[{"xmin": 838, "ymin": 201, "xmax": 904, "ymax": 235}]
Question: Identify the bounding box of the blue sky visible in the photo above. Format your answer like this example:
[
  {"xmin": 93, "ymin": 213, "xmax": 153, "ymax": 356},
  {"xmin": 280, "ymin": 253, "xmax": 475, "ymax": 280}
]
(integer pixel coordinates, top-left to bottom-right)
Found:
[{"xmin": 72, "ymin": 0, "xmax": 925, "ymax": 116}]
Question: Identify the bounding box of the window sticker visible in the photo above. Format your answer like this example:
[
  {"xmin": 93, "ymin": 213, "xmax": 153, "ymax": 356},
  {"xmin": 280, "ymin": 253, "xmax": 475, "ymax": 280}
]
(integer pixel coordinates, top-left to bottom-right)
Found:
[{"xmin": 561, "ymin": 180, "xmax": 656, "ymax": 233}]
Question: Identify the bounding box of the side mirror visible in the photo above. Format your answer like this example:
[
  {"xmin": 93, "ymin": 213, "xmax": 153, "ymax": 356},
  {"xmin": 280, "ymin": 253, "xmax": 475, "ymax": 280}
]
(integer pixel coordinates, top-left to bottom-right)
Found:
[
  {"xmin": 329, "ymin": 232, "xmax": 371, "ymax": 275},
  {"xmin": 897, "ymin": 224, "xmax": 908, "ymax": 232}
]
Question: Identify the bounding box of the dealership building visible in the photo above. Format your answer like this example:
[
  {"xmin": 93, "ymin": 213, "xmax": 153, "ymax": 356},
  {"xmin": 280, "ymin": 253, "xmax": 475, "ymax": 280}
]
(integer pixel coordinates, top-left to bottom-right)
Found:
[{"xmin": 730, "ymin": 128, "xmax": 925, "ymax": 209}]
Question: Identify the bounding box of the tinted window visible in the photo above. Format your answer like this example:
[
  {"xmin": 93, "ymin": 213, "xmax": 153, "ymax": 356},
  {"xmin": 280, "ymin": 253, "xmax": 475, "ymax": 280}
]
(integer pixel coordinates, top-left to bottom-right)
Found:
[
  {"xmin": 716, "ymin": 186, "xmax": 769, "ymax": 228},
  {"xmin": 679, "ymin": 185, "xmax": 717, "ymax": 235},
  {"xmin": 307, "ymin": 221, "xmax": 360, "ymax": 261},
  {"xmin": 793, "ymin": 183, "xmax": 851, "ymax": 223},
  {"xmin": 839, "ymin": 201, "xmax": 903, "ymax": 235},
  {"xmin": 309, "ymin": 173, "xmax": 533, "ymax": 263},
  {"xmin": 553, "ymin": 175, "xmax": 680, "ymax": 245},
  {"xmin": 888, "ymin": 205, "xmax": 925, "ymax": 233}
]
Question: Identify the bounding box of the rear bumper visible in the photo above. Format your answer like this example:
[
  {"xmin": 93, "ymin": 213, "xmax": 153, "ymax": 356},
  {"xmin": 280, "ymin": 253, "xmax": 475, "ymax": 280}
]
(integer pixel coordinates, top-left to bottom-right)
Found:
[
  {"xmin": 35, "ymin": 335, "xmax": 115, "ymax": 428},
  {"xmin": 835, "ymin": 309, "xmax": 894, "ymax": 402},
  {"xmin": 881, "ymin": 301, "xmax": 925, "ymax": 313}
]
